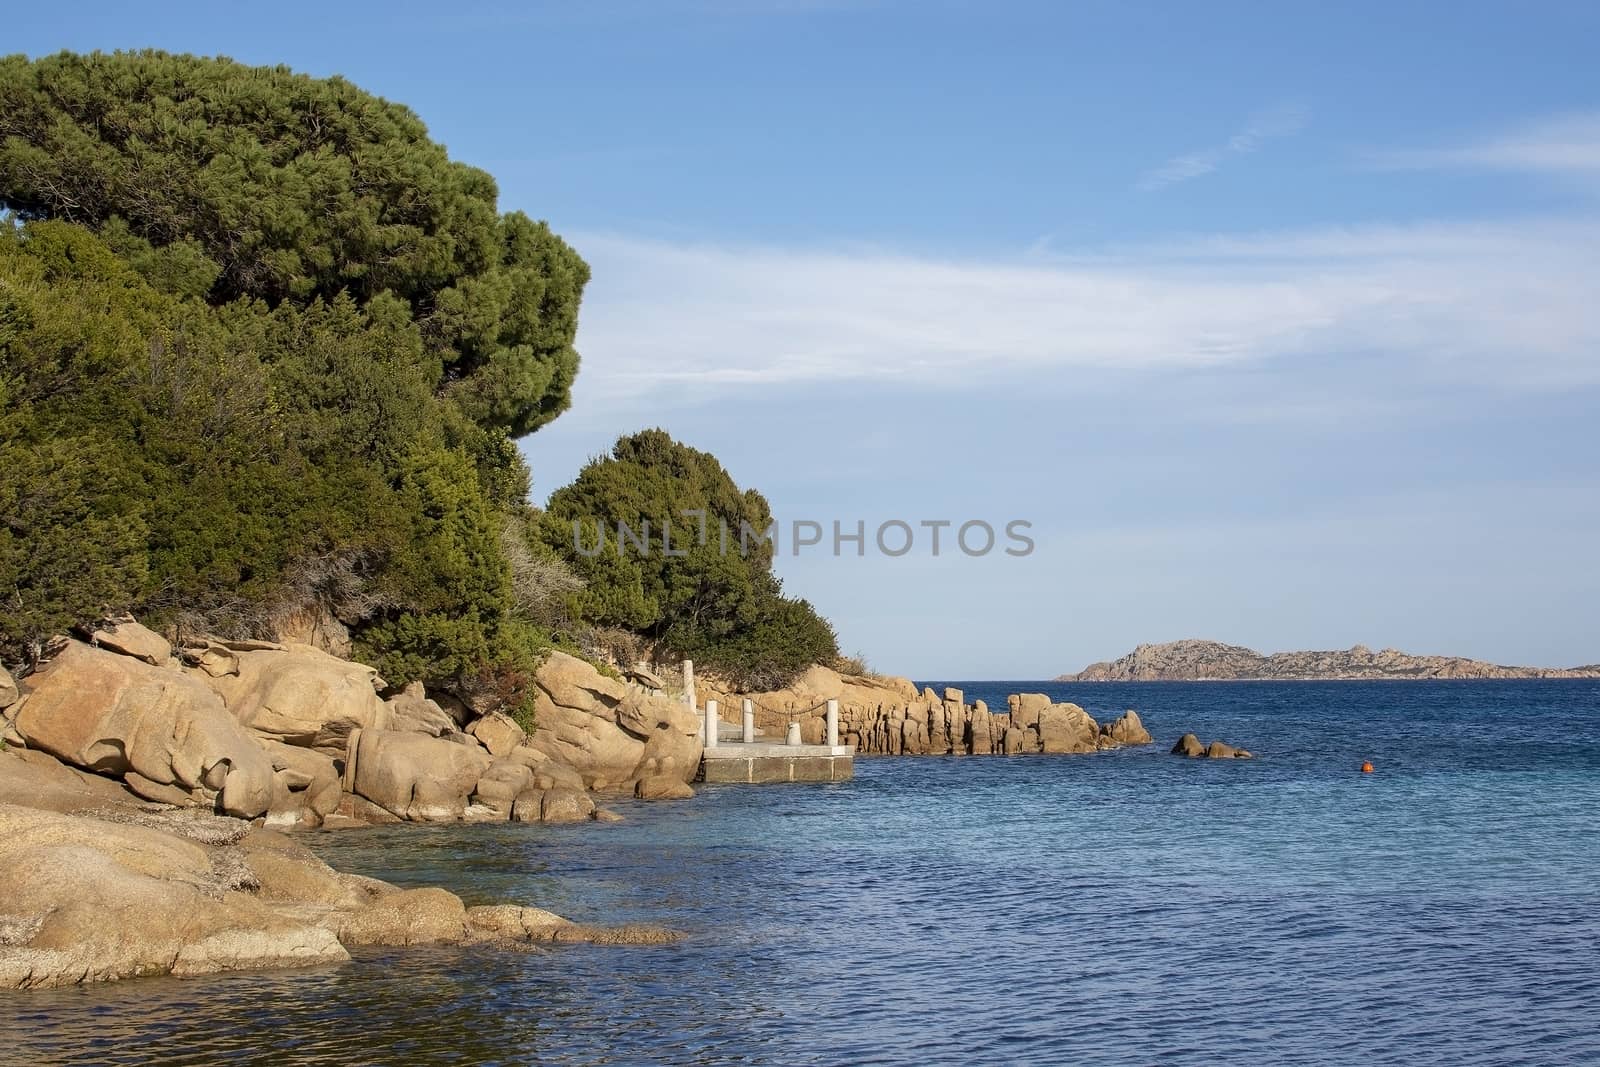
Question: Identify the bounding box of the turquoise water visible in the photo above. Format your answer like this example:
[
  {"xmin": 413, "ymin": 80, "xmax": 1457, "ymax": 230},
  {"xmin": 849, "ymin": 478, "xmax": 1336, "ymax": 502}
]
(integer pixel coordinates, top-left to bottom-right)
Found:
[{"xmin": 9, "ymin": 680, "xmax": 1600, "ymax": 1065}]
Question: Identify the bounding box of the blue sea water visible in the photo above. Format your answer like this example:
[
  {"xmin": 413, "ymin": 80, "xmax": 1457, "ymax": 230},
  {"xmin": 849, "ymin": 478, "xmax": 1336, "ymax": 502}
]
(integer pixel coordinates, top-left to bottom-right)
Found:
[{"xmin": 8, "ymin": 680, "xmax": 1600, "ymax": 1066}]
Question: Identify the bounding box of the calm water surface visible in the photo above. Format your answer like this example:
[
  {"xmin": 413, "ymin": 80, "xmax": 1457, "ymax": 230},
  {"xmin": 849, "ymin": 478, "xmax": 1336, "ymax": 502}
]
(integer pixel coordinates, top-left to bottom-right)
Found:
[{"xmin": 8, "ymin": 680, "xmax": 1600, "ymax": 1065}]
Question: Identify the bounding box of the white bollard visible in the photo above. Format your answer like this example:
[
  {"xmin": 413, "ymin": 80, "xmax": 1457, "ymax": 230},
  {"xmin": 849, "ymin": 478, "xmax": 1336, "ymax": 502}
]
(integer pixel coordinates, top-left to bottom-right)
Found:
[
  {"xmin": 786, "ymin": 721, "xmax": 802, "ymax": 746},
  {"xmin": 826, "ymin": 698, "xmax": 839, "ymax": 748},
  {"xmin": 705, "ymin": 698, "xmax": 719, "ymax": 749},
  {"xmin": 683, "ymin": 659, "xmax": 696, "ymax": 711},
  {"xmin": 742, "ymin": 698, "xmax": 755, "ymax": 743}
]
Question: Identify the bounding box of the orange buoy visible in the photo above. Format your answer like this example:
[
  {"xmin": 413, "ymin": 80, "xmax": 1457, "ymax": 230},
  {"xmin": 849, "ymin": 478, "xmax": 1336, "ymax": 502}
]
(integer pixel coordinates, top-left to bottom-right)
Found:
[{"xmin": 1360, "ymin": 761, "xmax": 1374, "ymax": 774}]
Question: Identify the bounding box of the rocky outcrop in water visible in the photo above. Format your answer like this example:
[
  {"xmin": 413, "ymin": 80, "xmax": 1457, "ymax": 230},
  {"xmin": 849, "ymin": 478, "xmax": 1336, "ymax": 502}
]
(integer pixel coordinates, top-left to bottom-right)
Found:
[
  {"xmin": 1059, "ymin": 639, "xmax": 1600, "ymax": 681},
  {"xmin": 0, "ymin": 749, "xmax": 681, "ymax": 989},
  {"xmin": 1170, "ymin": 733, "xmax": 1254, "ymax": 759},
  {"xmin": 700, "ymin": 667, "xmax": 1155, "ymax": 758},
  {"xmin": 1, "ymin": 619, "xmax": 702, "ymax": 832}
]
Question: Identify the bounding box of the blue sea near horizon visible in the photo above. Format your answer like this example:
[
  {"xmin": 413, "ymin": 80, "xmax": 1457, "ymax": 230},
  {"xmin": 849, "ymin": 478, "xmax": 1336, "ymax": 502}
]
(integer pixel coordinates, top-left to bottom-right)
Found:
[{"xmin": 7, "ymin": 680, "xmax": 1600, "ymax": 1065}]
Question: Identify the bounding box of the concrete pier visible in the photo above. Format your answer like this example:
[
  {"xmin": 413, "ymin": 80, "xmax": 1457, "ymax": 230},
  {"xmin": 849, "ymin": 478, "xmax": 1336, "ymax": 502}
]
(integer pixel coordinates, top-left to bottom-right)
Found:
[{"xmin": 700, "ymin": 741, "xmax": 854, "ymax": 784}]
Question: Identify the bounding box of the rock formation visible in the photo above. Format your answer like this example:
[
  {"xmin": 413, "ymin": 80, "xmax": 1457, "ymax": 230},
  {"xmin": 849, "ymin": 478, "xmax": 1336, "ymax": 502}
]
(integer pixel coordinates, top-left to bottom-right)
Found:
[
  {"xmin": 1060, "ymin": 639, "xmax": 1600, "ymax": 681},
  {"xmin": 15, "ymin": 642, "xmax": 277, "ymax": 818},
  {"xmin": 2, "ymin": 620, "xmax": 703, "ymax": 832},
  {"xmin": 0, "ymin": 751, "xmax": 681, "ymax": 989},
  {"xmin": 1170, "ymin": 733, "xmax": 1254, "ymax": 759},
  {"xmin": 525, "ymin": 651, "xmax": 702, "ymax": 790},
  {"xmin": 700, "ymin": 668, "xmax": 1156, "ymax": 758},
  {"xmin": 1101, "ymin": 710, "xmax": 1153, "ymax": 747}
]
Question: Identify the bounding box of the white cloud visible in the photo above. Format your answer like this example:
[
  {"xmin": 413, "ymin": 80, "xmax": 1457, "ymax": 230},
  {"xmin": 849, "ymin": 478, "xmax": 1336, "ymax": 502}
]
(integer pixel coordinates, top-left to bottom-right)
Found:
[
  {"xmin": 568, "ymin": 218, "xmax": 1600, "ymax": 406},
  {"xmin": 1135, "ymin": 105, "xmax": 1307, "ymax": 192},
  {"xmin": 1372, "ymin": 112, "xmax": 1600, "ymax": 175}
]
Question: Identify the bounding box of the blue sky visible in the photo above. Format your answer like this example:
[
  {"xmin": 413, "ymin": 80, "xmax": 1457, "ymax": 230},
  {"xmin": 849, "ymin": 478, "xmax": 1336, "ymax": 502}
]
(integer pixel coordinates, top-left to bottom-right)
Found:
[{"xmin": 11, "ymin": 1, "xmax": 1600, "ymax": 675}]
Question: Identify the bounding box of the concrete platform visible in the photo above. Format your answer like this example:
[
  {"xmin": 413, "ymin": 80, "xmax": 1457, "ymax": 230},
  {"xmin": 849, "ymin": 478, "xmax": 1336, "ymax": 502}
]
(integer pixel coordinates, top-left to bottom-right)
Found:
[{"xmin": 699, "ymin": 742, "xmax": 854, "ymax": 784}]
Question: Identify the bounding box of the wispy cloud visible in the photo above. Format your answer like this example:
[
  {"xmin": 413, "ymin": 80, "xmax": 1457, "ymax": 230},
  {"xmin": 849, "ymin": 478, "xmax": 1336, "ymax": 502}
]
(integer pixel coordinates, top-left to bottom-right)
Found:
[
  {"xmin": 1135, "ymin": 105, "xmax": 1308, "ymax": 192},
  {"xmin": 567, "ymin": 217, "xmax": 1600, "ymax": 408},
  {"xmin": 1371, "ymin": 112, "xmax": 1600, "ymax": 175}
]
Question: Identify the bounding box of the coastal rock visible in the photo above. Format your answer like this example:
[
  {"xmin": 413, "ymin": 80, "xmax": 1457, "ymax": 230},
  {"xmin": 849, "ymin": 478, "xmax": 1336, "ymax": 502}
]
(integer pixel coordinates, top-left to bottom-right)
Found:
[
  {"xmin": 123, "ymin": 771, "xmax": 194, "ymax": 806},
  {"xmin": 87, "ymin": 615, "xmax": 172, "ymax": 666},
  {"xmin": 241, "ymin": 829, "xmax": 368, "ymax": 909},
  {"xmin": 180, "ymin": 641, "xmax": 241, "ymax": 679},
  {"xmin": 635, "ymin": 774, "xmax": 695, "ymax": 801},
  {"xmin": 338, "ymin": 887, "xmax": 469, "ymax": 947},
  {"xmin": 14, "ymin": 641, "xmax": 275, "ymax": 818},
  {"xmin": 0, "ymin": 803, "xmax": 349, "ymax": 988},
  {"xmin": 539, "ymin": 787, "xmax": 596, "ymax": 824},
  {"xmin": 1101, "ymin": 710, "xmax": 1153, "ymax": 747},
  {"xmin": 967, "ymin": 702, "xmax": 995, "ymax": 755},
  {"xmin": 464, "ymin": 905, "xmax": 681, "ymax": 946},
  {"xmin": 466, "ymin": 904, "xmax": 572, "ymax": 940},
  {"xmin": 1036, "ymin": 701, "xmax": 1099, "ymax": 754},
  {"xmin": 527, "ymin": 651, "xmax": 701, "ymax": 791},
  {"xmin": 0, "ymin": 664, "xmax": 19, "ymax": 709},
  {"xmin": 468, "ymin": 711, "xmax": 526, "ymax": 757},
  {"xmin": 470, "ymin": 761, "xmax": 535, "ymax": 819},
  {"xmin": 0, "ymin": 749, "xmax": 670, "ymax": 990},
  {"xmin": 203, "ymin": 644, "xmax": 388, "ymax": 750},
  {"xmin": 258, "ymin": 740, "xmax": 342, "ymax": 829},
  {"xmin": 348, "ymin": 728, "xmax": 491, "ymax": 822},
  {"xmin": 625, "ymin": 667, "xmax": 666, "ymax": 690},
  {"xmin": 0, "ymin": 749, "xmax": 140, "ymax": 814},
  {"xmin": 332, "ymin": 793, "xmax": 403, "ymax": 826},
  {"xmin": 386, "ymin": 681, "xmax": 458, "ymax": 737},
  {"xmin": 1170, "ymin": 733, "xmax": 1253, "ymax": 759}
]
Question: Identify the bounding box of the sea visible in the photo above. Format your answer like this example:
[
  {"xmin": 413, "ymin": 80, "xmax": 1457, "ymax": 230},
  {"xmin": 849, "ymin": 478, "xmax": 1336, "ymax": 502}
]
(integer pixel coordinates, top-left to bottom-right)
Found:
[{"xmin": 8, "ymin": 679, "xmax": 1600, "ymax": 1066}]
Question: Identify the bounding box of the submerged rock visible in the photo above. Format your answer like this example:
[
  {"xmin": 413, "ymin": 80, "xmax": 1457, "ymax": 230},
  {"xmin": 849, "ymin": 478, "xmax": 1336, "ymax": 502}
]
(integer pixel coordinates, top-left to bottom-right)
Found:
[
  {"xmin": 1171, "ymin": 733, "xmax": 1254, "ymax": 759},
  {"xmin": 1171, "ymin": 733, "xmax": 1206, "ymax": 758},
  {"xmin": 0, "ymin": 803, "xmax": 348, "ymax": 988}
]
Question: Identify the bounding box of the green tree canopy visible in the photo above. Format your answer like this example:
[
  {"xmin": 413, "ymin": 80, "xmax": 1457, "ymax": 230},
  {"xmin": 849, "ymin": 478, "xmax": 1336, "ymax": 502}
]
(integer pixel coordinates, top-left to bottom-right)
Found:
[
  {"xmin": 542, "ymin": 430, "xmax": 837, "ymax": 688},
  {"xmin": 0, "ymin": 48, "xmax": 586, "ymax": 437}
]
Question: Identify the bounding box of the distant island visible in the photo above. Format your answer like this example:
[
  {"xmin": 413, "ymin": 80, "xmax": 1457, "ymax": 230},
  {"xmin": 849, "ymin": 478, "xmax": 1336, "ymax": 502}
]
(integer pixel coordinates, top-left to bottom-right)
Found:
[{"xmin": 1057, "ymin": 639, "xmax": 1600, "ymax": 682}]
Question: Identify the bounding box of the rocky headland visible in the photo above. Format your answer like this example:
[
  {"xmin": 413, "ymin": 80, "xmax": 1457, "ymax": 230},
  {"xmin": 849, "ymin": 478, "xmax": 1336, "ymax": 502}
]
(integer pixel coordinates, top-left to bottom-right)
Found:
[
  {"xmin": 1058, "ymin": 639, "xmax": 1600, "ymax": 682},
  {"xmin": 0, "ymin": 617, "xmax": 701, "ymax": 988},
  {"xmin": 0, "ymin": 617, "xmax": 1223, "ymax": 990}
]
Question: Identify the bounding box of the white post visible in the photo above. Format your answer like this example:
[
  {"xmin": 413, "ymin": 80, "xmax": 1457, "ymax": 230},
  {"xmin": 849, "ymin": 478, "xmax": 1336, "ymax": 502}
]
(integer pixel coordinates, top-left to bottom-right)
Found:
[
  {"xmin": 742, "ymin": 698, "xmax": 755, "ymax": 743},
  {"xmin": 704, "ymin": 698, "xmax": 719, "ymax": 750},
  {"xmin": 826, "ymin": 698, "xmax": 839, "ymax": 748},
  {"xmin": 786, "ymin": 721, "xmax": 802, "ymax": 746},
  {"xmin": 683, "ymin": 659, "xmax": 696, "ymax": 711}
]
